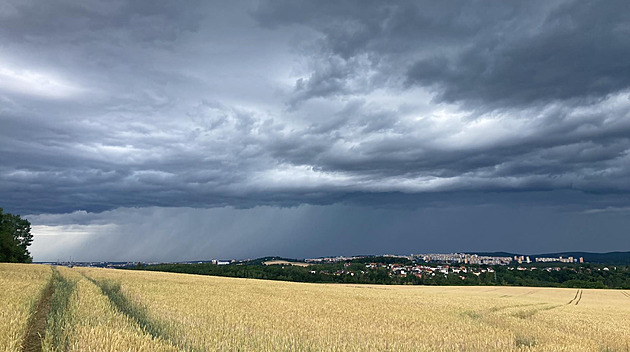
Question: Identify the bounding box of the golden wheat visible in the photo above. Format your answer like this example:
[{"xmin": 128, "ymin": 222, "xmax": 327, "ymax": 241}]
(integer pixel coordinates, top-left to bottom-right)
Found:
[
  {"xmin": 0, "ymin": 263, "xmax": 52, "ymax": 352},
  {"xmin": 76, "ymin": 267, "xmax": 630, "ymax": 352},
  {"xmin": 40, "ymin": 266, "xmax": 178, "ymax": 352}
]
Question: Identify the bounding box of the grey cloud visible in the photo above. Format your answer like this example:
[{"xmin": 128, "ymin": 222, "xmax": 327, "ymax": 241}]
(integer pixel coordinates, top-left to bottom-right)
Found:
[
  {"xmin": 407, "ymin": 1, "xmax": 630, "ymax": 107},
  {"xmin": 28, "ymin": 203, "xmax": 630, "ymax": 262},
  {"xmin": 4, "ymin": 87, "xmax": 630, "ymax": 214},
  {"xmin": 0, "ymin": 0, "xmax": 202, "ymax": 43},
  {"xmin": 1, "ymin": 0, "xmax": 629, "ymax": 222},
  {"xmin": 256, "ymin": 0, "xmax": 630, "ymax": 107},
  {"xmin": 271, "ymin": 95, "xmax": 630, "ymax": 187}
]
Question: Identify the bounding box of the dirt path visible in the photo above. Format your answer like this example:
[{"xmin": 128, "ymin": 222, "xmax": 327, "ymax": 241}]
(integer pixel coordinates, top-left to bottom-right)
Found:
[{"xmin": 21, "ymin": 273, "xmax": 55, "ymax": 352}]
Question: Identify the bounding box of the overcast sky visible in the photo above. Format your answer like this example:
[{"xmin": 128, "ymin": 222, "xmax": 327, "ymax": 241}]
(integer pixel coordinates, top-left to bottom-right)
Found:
[{"xmin": 1, "ymin": 0, "xmax": 629, "ymax": 261}]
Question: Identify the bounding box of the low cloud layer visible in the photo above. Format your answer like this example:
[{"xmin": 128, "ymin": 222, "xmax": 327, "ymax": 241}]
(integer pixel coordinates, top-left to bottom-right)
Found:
[
  {"xmin": 28, "ymin": 203, "xmax": 630, "ymax": 262},
  {"xmin": 1, "ymin": 1, "xmax": 629, "ymax": 259}
]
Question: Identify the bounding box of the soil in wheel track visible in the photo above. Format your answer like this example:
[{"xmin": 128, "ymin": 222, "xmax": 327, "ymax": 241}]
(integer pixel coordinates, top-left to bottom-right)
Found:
[
  {"xmin": 574, "ymin": 289, "xmax": 583, "ymax": 305},
  {"xmin": 567, "ymin": 289, "xmax": 579, "ymax": 305},
  {"xmin": 21, "ymin": 270, "xmax": 55, "ymax": 352}
]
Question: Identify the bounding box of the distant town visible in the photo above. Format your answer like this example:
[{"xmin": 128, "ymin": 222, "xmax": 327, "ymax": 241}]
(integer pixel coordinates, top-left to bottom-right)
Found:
[
  {"xmin": 39, "ymin": 251, "xmax": 630, "ymax": 289},
  {"xmin": 40, "ymin": 251, "xmax": 616, "ymax": 269},
  {"xmin": 299, "ymin": 253, "xmax": 587, "ymax": 280},
  {"xmin": 305, "ymin": 253, "xmax": 583, "ymax": 265}
]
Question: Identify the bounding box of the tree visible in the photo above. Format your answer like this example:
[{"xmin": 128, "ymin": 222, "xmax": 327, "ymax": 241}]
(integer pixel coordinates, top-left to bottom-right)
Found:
[{"xmin": 0, "ymin": 208, "xmax": 33, "ymax": 263}]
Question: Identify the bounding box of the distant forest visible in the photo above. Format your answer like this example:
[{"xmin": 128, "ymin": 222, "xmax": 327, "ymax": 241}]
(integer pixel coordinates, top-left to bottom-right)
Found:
[{"xmin": 130, "ymin": 257, "xmax": 630, "ymax": 289}]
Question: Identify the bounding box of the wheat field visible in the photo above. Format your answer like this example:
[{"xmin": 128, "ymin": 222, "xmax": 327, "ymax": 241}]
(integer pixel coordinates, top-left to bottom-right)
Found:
[
  {"xmin": 43, "ymin": 266, "xmax": 178, "ymax": 352},
  {"xmin": 2, "ymin": 263, "xmax": 630, "ymax": 351},
  {"xmin": 0, "ymin": 264, "xmax": 51, "ymax": 352}
]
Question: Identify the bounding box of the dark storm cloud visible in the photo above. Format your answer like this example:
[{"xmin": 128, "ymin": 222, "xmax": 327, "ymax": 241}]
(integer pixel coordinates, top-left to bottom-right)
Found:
[
  {"xmin": 255, "ymin": 0, "xmax": 630, "ymax": 107},
  {"xmin": 0, "ymin": 0, "xmax": 628, "ymax": 260},
  {"xmin": 28, "ymin": 203, "xmax": 630, "ymax": 262},
  {"xmin": 0, "ymin": 1, "xmax": 201, "ymax": 42},
  {"xmin": 407, "ymin": 1, "xmax": 630, "ymax": 107},
  {"xmin": 252, "ymin": 0, "xmax": 630, "ymax": 196},
  {"xmin": 1, "ymin": 0, "xmax": 629, "ymax": 220}
]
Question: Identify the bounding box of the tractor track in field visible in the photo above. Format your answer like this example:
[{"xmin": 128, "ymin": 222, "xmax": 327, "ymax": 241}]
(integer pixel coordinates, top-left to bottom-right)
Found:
[
  {"xmin": 575, "ymin": 290, "xmax": 583, "ymax": 305},
  {"xmin": 78, "ymin": 271, "xmax": 203, "ymax": 352},
  {"xmin": 568, "ymin": 289, "xmax": 583, "ymax": 305},
  {"xmin": 21, "ymin": 268, "xmax": 55, "ymax": 352},
  {"xmin": 463, "ymin": 302, "xmax": 549, "ymax": 320},
  {"xmin": 511, "ymin": 304, "xmax": 563, "ymax": 319},
  {"xmin": 568, "ymin": 289, "xmax": 579, "ymax": 305},
  {"xmin": 488, "ymin": 302, "xmax": 544, "ymax": 313},
  {"xmin": 621, "ymin": 291, "xmax": 630, "ymax": 298}
]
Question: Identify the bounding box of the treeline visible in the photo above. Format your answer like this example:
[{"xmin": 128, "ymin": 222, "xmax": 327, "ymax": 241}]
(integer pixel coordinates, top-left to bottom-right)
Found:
[
  {"xmin": 135, "ymin": 262, "xmax": 397, "ymax": 284},
  {"xmin": 494, "ymin": 265, "xmax": 630, "ymax": 289},
  {"xmin": 129, "ymin": 262, "xmax": 630, "ymax": 289}
]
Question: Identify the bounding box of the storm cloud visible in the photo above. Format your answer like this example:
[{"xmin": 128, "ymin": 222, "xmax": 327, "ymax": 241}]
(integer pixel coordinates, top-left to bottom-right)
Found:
[
  {"xmin": 27, "ymin": 203, "xmax": 630, "ymax": 262},
  {"xmin": 1, "ymin": 1, "xmax": 629, "ymax": 260}
]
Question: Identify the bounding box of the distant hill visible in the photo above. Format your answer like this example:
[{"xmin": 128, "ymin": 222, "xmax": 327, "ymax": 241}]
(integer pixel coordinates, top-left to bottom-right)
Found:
[
  {"xmin": 471, "ymin": 251, "xmax": 630, "ymax": 265},
  {"xmin": 468, "ymin": 252, "xmax": 517, "ymax": 258},
  {"xmin": 235, "ymin": 256, "xmax": 305, "ymax": 266}
]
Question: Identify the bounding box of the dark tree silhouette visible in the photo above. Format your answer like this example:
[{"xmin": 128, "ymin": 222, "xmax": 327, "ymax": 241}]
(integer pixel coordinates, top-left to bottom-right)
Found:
[{"xmin": 0, "ymin": 208, "xmax": 33, "ymax": 263}]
